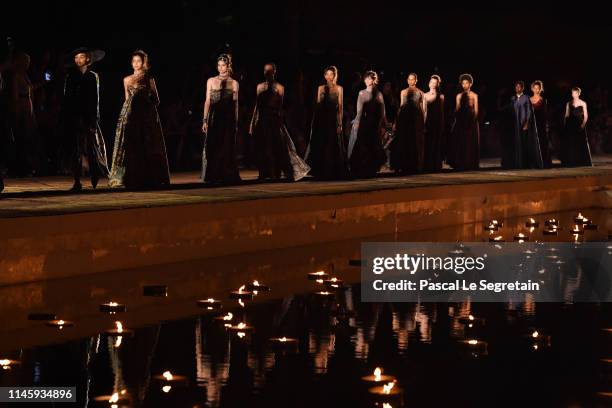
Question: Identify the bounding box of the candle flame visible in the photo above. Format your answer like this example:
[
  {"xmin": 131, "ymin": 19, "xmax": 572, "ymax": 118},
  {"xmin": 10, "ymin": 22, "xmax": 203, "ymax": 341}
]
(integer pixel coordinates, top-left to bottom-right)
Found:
[
  {"xmin": 223, "ymin": 312, "xmax": 233, "ymax": 321},
  {"xmin": 314, "ymin": 271, "xmax": 325, "ymax": 275},
  {"xmin": 468, "ymin": 339, "xmax": 478, "ymax": 345},
  {"xmin": 162, "ymin": 385, "xmax": 171, "ymax": 393},
  {"xmin": 316, "ymin": 279, "xmax": 324, "ymax": 284},
  {"xmin": 162, "ymin": 370, "xmax": 173, "ymax": 381},
  {"xmin": 238, "ymin": 285, "xmax": 246, "ymax": 294},
  {"xmin": 109, "ymin": 393, "xmax": 119, "ymax": 403},
  {"xmin": 253, "ymin": 280, "xmax": 260, "ymax": 286},
  {"xmin": 374, "ymin": 367, "xmax": 382, "ymax": 381},
  {"xmin": 237, "ymin": 322, "xmax": 247, "ymax": 329},
  {"xmin": 532, "ymin": 330, "xmax": 539, "ymax": 338},
  {"xmin": 115, "ymin": 321, "xmax": 123, "ymax": 333},
  {"xmin": 239, "ymin": 299, "xmax": 245, "ymax": 307},
  {"xmin": 207, "ymin": 298, "xmax": 215, "ymax": 302},
  {"xmin": 383, "ymin": 404, "xmax": 393, "ymax": 408},
  {"xmin": 109, "ymin": 302, "xmax": 118, "ymax": 306},
  {"xmin": 58, "ymin": 320, "xmax": 65, "ymax": 325},
  {"xmin": 0, "ymin": 359, "xmax": 10, "ymax": 366},
  {"xmin": 468, "ymin": 315, "xmax": 475, "ymax": 321},
  {"xmin": 237, "ymin": 332, "xmax": 246, "ymax": 338},
  {"xmin": 280, "ymin": 337, "xmax": 287, "ymax": 342},
  {"xmin": 383, "ymin": 381, "xmax": 395, "ymax": 394},
  {"xmin": 115, "ymin": 336, "xmax": 122, "ymax": 347}
]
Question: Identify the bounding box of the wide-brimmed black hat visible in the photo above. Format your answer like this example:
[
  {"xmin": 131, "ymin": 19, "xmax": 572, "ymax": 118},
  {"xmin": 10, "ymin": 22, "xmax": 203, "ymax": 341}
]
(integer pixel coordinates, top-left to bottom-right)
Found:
[{"xmin": 67, "ymin": 46, "xmax": 105, "ymax": 64}]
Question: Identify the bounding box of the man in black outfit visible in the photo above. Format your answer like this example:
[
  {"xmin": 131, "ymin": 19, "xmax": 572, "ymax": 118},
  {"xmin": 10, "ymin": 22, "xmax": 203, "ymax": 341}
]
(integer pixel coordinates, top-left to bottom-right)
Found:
[{"xmin": 61, "ymin": 47, "xmax": 108, "ymax": 191}]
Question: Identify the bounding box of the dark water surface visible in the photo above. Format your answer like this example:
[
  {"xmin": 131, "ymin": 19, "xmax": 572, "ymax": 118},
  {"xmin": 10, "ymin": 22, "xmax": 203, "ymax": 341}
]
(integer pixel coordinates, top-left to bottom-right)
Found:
[{"xmin": 0, "ymin": 208, "xmax": 611, "ymax": 407}]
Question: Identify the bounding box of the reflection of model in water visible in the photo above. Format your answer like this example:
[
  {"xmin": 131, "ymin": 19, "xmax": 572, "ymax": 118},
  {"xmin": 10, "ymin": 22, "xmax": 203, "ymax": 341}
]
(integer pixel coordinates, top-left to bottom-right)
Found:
[
  {"xmin": 347, "ymin": 71, "xmax": 387, "ymax": 178},
  {"xmin": 529, "ymin": 80, "xmax": 552, "ymax": 168},
  {"xmin": 61, "ymin": 47, "xmax": 109, "ymax": 191},
  {"xmin": 448, "ymin": 73, "xmax": 479, "ymax": 171},
  {"xmin": 389, "ymin": 73, "xmax": 426, "ymax": 174},
  {"xmin": 109, "ymin": 50, "xmax": 170, "ymax": 189},
  {"xmin": 305, "ymin": 66, "xmax": 349, "ymax": 180},
  {"xmin": 250, "ymin": 63, "xmax": 310, "ymax": 181},
  {"xmin": 423, "ymin": 75, "xmax": 445, "ymax": 172},
  {"xmin": 201, "ymin": 54, "xmax": 241, "ymax": 184},
  {"xmin": 561, "ymin": 87, "xmax": 592, "ymax": 167}
]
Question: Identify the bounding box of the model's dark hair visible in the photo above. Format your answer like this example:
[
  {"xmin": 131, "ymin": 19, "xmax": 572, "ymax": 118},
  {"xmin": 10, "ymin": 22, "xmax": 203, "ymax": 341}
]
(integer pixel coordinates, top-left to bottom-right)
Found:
[
  {"xmin": 131, "ymin": 49, "xmax": 149, "ymax": 71},
  {"xmin": 407, "ymin": 72, "xmax": 418, "ymax": 82},
  {"xmin": 217, "ymin": 53, "xmax": 233, "ymax": 76},
  {"xmin": 514, "ymin": 80, "xmax": 525, "ymax": 89},
  {"xmin": 459, "ymin": 73, "xmax": 474, "ymax": 85},
  {"xmin": 531, "ymin": 80, "xmax": 544, "ymax": 93}
]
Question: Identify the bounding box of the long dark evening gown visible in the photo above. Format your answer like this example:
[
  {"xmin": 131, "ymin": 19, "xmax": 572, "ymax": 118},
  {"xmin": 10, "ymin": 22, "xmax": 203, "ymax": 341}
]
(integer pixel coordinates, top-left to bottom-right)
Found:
[
  {"xmin": 201, "ymin": 80, "xmax": 241, "ymax": 183},
  {"xmin": 562, "ymin": 104, "xmax": 592, "ymax": 167},
  {"xmin": 449, "ymin": 92, "xmax": 479, "ymax": 170},
  {"xmin": 253, "ymin": 83, "xmax": 310, "ymax": 181},
  {"xmin": 502, "ymin": 94, "xmax": 542, "ymax": 169},
  {"xmin": 532, "ymin": 98, "xmax": 552, "ymax": 168},
  {"xmin": 424, "ymin": 93, "xmax": 445, "ymax": 172},
  {"xmin": 347, "ymin": 89, "xmax": 386, "ymax": 178},
  {"xmin": 305, "ymin": 85, "xmax": 349, "ymax": 179},
  {"xmin": 389, "ymin": 88, "xmax": 425, "ymax": 173},
  {"xmin": 109, "ymin": 75, "xmax": 170, "ymax": 189}
]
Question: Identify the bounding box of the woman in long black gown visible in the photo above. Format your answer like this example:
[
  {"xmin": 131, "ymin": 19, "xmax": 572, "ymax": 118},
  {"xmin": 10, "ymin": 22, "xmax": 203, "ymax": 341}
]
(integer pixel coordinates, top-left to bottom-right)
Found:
[
  {"xmin": 109, "ymin": 50, "xmax": 170, "ymax": 189},
  {"xmin": 423, "ymin": 75, "xmax": 445, "ymax": 172},
  {"xmin": 562, "ymin": 87, "xmax": 592, "ymax": 167},
  {"xmin": 249, "ymin": 63, "xmax": 309, "ymax": 181},
  {"xmin": 448, "ymin": 73, "xmax": 479, "ymax": 170},
  {"xmin": 347, "ymin": 71, "xmax": 387, "ymax": 178},
  {"xmin": 201, "ymin": 54, "xmax": 241, "ymax": 184},
  {"xmin": 305, "ymin": 66, "xmax": 348, "ymax": 179},
  {"xmin": 530, "ymin": 80, "xmax": 552, "ymax": 168},
  {"xmin": 389, "ymin": 73, "xmax": 426, "ymax": 174}
]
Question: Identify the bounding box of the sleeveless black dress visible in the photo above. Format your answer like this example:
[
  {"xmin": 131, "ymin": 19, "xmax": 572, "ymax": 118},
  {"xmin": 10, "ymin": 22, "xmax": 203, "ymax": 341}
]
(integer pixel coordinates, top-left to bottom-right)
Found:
[
  {"xmin": 202, "ymin": 81, "xmax": 241, "ymax": 183},
  {"xmin": 305, "ymin": 86, "xmax": 349, "ymax": 179},
  {"xmin": 562, "ymin": 104, "xmax": 592, "ymax": 167}
]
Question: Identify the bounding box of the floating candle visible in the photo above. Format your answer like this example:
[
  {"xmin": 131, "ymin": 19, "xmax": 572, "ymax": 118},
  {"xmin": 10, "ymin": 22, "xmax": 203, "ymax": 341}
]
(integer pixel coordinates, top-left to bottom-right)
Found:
[
  {"xmin": 229, "ymin": 285, "xmax": 253, "ymax": 300},
  {"xmin": 106, "ymin": 321, "xmax": 134, "ymax": 337},
  {"xmin": 214, "ymin": 312, "xmax": 234, "ymax": 327},
  {"xmin": 153, "ymin": 370, "xmax": 188, "ymax": 383},
  {"xmin": 570, "ymin": 225, "xmax": 584, "ymax": 235},
  {"xmin": 514, "ymin": 233, "xmax": 529, "ymax": 242},
  {"xmin": 484, "ymin": 223, "xmax": 498, "ymax": 231},
  {"xmin": 196, "ymin": 298, "xmax": 222, "ymax": 311},
  {"xmin": 543, "ymin": 227, "xmax": 558, "ymax": 235},
  {"xmin": 323, "ymin": 277, "xmax": 344, "ymax": 288},
  {"xmin": 545, "ymin": 219, "xmax": 559, "ymax": 227},
  {"xmin": 143, "ymin": 285, "xmax": 168, "ymax": 297},
  {"xmin": 100, "ymin": 302, "xmax": 127, "ymax": 314},
  {"xmin": 270, "ymin": 336, "xmax": 299, "ymax": 351},
  {"xmin": 361, "ymin": 367, "xmax": 395, "ymax": 383},
  {"xmin": 314, "ymin": 291, "xmax": 336, "ymax": 298},
  {"xmin": 461, "ymin": 339, "xmax": 489, "ymax": 356},
  {"xmin": 489, "ymin": 235, "xmax": 504, "ymax": 242},
  {"xmin": 368, "ymin": 380, "xmax": 401, "ymax": 397},
  {"xmin": 307, "ymin": 271, "xmax": 329, "ymax": 280},
  {"xmin": 525, "ymin": 218, "xmax": 539, "ymax": 227},
  {"xmin": 45, "ymin": 319, "xmax": 74, "ymax": 329},
  {"xmin": 574, "ymin": 213, "xmax": 587, "ymax": 223},
  {"xmin": 228, "ymin": 322, "xmax": 253, "ymax": 339},
  {"xmin": 0, "ymin": 359, "xmax": 20, "ymax": 370},
  {"xmin": 246, "ymin": 280, "xmax": 270, "ymax": 293}
]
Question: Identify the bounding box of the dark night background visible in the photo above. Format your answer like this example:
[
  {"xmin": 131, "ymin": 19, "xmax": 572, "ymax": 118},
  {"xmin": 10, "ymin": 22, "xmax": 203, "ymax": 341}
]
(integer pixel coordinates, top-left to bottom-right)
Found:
[{"xmin": 2, "ymin": 0, "xmax": 611, "ymax": 171}]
